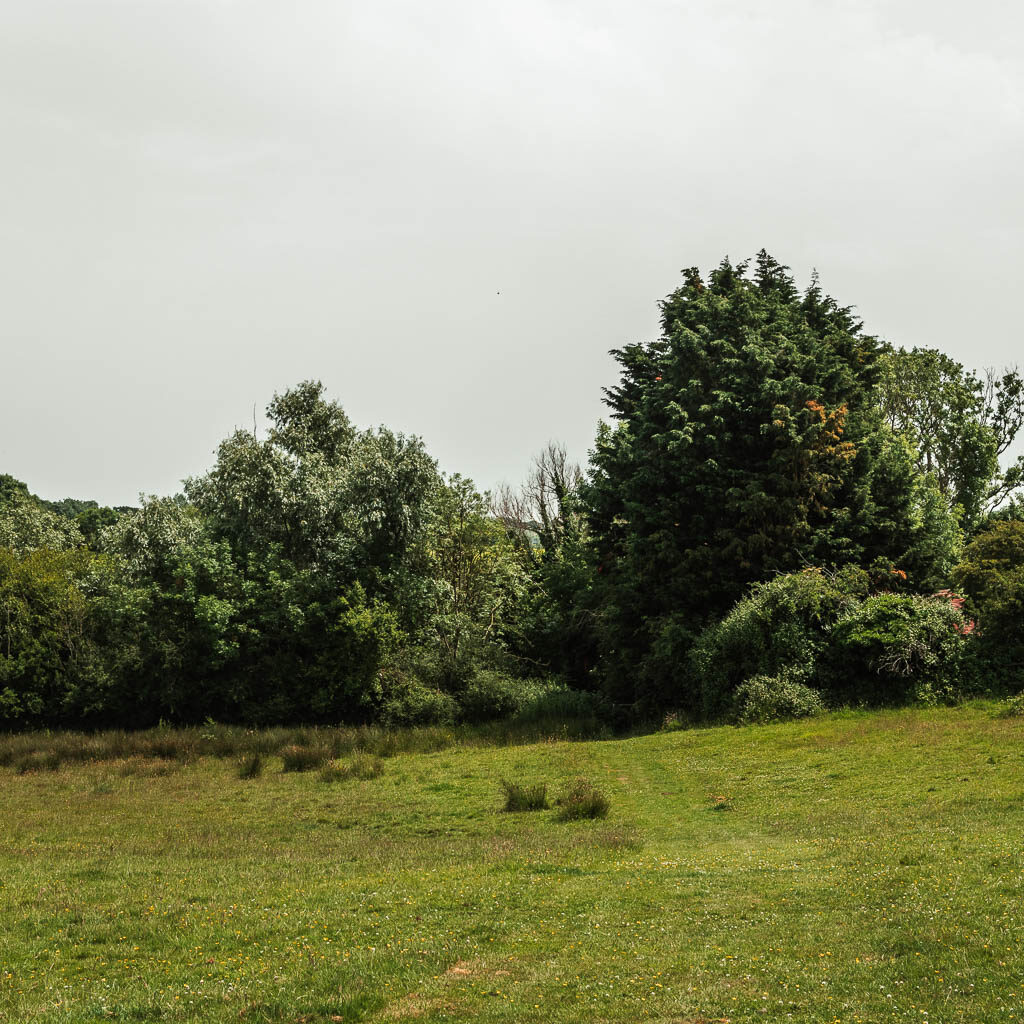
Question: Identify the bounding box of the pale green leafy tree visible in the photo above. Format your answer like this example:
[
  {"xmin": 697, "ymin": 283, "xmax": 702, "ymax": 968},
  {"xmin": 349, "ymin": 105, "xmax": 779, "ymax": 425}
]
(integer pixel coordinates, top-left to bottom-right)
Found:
[
  {"xmin": 0, "ymin": 494, "xmax": 83, "ymax": 555},
  {"xmin": 877, "ymin": 348, "xmax": 1024, "ymax": 527},
  {"xmin": 425, "ymin": 475, "xmax": 529, "ymax": 683}
]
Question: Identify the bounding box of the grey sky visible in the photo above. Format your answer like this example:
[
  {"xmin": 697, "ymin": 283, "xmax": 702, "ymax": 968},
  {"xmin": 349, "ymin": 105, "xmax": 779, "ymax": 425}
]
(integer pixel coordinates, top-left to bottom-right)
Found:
[{"xmin": 2, "ymin": 0, "xmax": 1021, "ymax": 507}]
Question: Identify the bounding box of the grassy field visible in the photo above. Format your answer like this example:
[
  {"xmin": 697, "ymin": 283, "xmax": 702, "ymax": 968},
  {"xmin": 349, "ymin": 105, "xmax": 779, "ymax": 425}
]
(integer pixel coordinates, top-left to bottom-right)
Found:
[{"xmin": 2, "ymin": 705, "xmax": 1023, "ymax": 1023}]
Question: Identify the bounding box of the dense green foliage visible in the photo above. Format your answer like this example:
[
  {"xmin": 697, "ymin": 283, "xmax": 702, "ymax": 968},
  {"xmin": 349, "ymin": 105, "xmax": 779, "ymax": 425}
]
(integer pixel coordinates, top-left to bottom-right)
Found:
[
  {"xmin": 689, "ymin": 567, "xmax": 867, "ymax": 719},
  {"xmin": 877, "ymin": 348, "xmax": 1024, "ymax": 529},
  {"xmin": 954, "ymin": 521, "xmax": 1024, "ymax": 683},
  {"xmin": 827, "ymin": 593, "xmax": 970, "ymax": 705},
  {"xmin": 3, "ymin": 253, "xmax": 1021, "ymax": 729},
  {"xmin": 585, "ymin": 253, "xmax": 967, "ymax": 712},
  {"xmin": 731, "ymin": 670, "xmax": 826, "ymax": 724},
  {"xmin": 688, "ymin": 568, "xmax": 970, "ymax": 721},
  {"xmin": 0, "ymin": 383, "xmax": 534, "ymax": 728}
]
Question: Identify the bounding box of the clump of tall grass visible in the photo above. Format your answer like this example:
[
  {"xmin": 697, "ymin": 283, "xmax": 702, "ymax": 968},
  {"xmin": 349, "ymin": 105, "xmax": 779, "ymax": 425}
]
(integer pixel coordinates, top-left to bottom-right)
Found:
[
  {"xmin": 237, "ymin": 752, "xmax": 264, "ymax": 779},
  {"xmin": 319, "ymin": 753, "xmax": 385, "ymax": 783},
  {"xmin": 280, "ymin": 745, "xmax": 329, "ymax": 772},
  {"xmin": 556, "ymin": 778, "xmax": 610, "ymax": 821},
  {"xmin": 15, "ymin": 751, "xmax": 62, "ymax": 774},
  {"xmin": 499, "ymin": 778, "xmax": 549, "ymax": 812},
  {"xmin": 318, "ymin": 762, "xmax": 348, "ymax": 783}
]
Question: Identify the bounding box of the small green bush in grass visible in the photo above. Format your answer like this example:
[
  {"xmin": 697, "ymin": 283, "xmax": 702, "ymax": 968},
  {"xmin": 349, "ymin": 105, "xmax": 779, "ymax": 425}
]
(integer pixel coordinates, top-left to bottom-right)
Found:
[
  {"xmin": 732, "ymin": 671, "xmax": 826, "ymax": 725},
  {"xmin": 499, "ymin": 778, "xmax": 549, "ymax": 812},
  {"xmin": 556, "ymin": 778, "xmax": 609, "ymax": 820},
  {"xmin": 379, "ymin": 676, "xmax": 459, "ymax": 728},
  {"xmin": 995, "ymin": 693, "xmax": 1024, "ymax": 718},
  {"xmin": 280, "ymin": 745, "xmax": 328, "ymax": 772},
  {"xmin": 460, "ymin": 671, "xmax": 534, "ymax": 723}
]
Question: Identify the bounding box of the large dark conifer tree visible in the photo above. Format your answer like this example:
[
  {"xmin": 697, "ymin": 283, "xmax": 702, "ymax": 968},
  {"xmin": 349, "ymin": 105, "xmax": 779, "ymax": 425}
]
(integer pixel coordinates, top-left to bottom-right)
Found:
[{"xmin": 585, "ymin": 252, "xmax": 943, "ymax": 712}]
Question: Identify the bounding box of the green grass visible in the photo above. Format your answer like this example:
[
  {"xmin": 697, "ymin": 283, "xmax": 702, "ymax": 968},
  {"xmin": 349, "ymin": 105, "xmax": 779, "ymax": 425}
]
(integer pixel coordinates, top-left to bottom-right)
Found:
[{"xmin": 2, "ymin": 704, "xmax": 1023, "ymax": 1022}]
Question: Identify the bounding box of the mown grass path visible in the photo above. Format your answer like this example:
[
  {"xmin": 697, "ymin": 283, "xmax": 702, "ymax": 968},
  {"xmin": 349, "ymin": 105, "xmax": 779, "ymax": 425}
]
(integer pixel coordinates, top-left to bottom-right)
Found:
[{"xmin": 2, "ymin": 705, "xmax": 1022, "ymax": 1022}]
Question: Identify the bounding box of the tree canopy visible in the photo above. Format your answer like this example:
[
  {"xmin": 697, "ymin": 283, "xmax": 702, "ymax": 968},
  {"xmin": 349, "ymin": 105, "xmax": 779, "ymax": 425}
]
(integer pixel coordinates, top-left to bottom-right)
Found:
[
  {"xmin": 585, "ymin": 252, "xmax": 961, "ymax": 711},
  {"xmin": 2, "ymin": 257, "xmax": 1021, "ymax": 729}
]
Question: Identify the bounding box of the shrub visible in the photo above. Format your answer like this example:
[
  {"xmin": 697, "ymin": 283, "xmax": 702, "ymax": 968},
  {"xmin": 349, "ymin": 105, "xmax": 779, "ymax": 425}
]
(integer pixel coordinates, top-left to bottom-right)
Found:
[
  {"xmin": 460, "ymin": 671, "xmax": 536, "ymax": 723},
  {"xmin": 732, "ymin": 671, "xmax": 826, "ymax": 725},
  {"xmin": 499, "ymin": 778, "xmax": 549, "ymax": 812},
  {"xmin": 303, "ymin": 585, "xmax": 404, "ymax": 721},
  {"xmin": 556, "ymin": 778, "xmax": 610, "ymax": 820},
  {"xmin": 954, "ymin": 522, "xmax": 1024, "ymax": 684},
  {"xmin": 827, "ymin": 594, "xmax": 968, "ymax": 705},
  {"xmin": 995, "ymin": 693, "xmax": 1024, "ymax": 719},
  {"xmin": 690, "ymin": 567, "xmax": 868, "ymax": 719},
  {"xmin": 379, "ymin": 675, "xmax": 458, "ymax": 728},
  {"xmin": 15, "ymin": 751, "xmax": 62, "ymax": 773},
  {"xmin": 460, "ymin": 672, "xmax": 603, "ymax": 726},
  {"xmin": 318, "ymin": 761, "xmax": 349, "ymax": 783},
  {"xmin": 513, "ymin": 682, "xmax": 605, "ymax": 725},
  {"xmin": 280, "ymin": 744, "xmax": 328, "ymax": 772},
  {"xmin": 319, "ymin": 753, "xmax": 384, "ymax": 782}
]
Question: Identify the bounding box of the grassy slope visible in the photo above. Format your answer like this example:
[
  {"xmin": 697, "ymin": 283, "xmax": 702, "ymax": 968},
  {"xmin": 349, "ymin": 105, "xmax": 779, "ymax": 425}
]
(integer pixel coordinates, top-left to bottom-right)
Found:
[{"xmin": 1, "ymin": 706, "xmax": 1023, "ymax": 1023}]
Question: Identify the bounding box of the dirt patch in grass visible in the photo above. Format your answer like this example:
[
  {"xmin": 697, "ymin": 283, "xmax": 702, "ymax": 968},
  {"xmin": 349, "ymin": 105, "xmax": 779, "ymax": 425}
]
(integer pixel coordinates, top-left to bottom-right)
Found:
[
  {"xmin": 443, "ymin": 959, "xmax": 511, "ymax": 981},
  {"xmin": 382, "ymin": 990, "xmax": 463, "ymax": 1020}
]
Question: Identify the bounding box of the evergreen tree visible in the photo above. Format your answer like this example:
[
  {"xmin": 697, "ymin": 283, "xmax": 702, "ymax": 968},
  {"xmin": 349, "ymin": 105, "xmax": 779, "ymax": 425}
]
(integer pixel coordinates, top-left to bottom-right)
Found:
[{"xmin": 585, "ymin": 253, "xmax": 952, "ymax": 713}]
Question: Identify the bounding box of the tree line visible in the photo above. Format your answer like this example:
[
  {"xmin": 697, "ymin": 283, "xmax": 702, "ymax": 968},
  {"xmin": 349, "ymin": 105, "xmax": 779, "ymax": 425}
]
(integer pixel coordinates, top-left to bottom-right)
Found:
[{"xmin": 2, "ymin": 251, "xmax": 1022, "ymax": 730}]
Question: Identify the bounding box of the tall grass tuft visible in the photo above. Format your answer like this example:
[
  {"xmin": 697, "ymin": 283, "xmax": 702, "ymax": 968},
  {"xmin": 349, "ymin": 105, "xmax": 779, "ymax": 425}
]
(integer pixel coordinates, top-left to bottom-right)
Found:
[
  {"xmin": 15, "ymin": 751, "xmax": 62, "ymax": 774},
  {"xmin": 499, "ymin": 778, "xmax": 549, "ymax": 812},
  {"xmin": 556, "ymin": 778, "xmax": 610, "ymax": 820},
  {"xmin": 237, "ymin": 752, "xmax": 263, "ymax": 779}
]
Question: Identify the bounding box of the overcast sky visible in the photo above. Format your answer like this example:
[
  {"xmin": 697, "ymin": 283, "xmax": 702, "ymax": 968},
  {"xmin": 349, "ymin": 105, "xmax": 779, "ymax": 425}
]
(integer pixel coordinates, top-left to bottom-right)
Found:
[{"xmin": 2, "ymin": 0, "xmax": 1021, "ymax": 506}]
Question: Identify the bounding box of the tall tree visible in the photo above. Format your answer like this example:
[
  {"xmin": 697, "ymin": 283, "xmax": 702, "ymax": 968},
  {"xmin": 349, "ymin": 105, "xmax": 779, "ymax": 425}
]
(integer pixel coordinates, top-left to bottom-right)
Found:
[
  {"xmin": 423, "ymin": 475, "xmax": 527, "ymax": 685},
  {"xmin": 585, "ymin": 253, "xmax": 952, "ymax": 713},
  {"xmin": 492, "ymin": 444, "xmax": 597, "ymax": 685},
  {"xmin": 875, "ymin": 348, "xmax": 1024, "ymax": 528}
]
